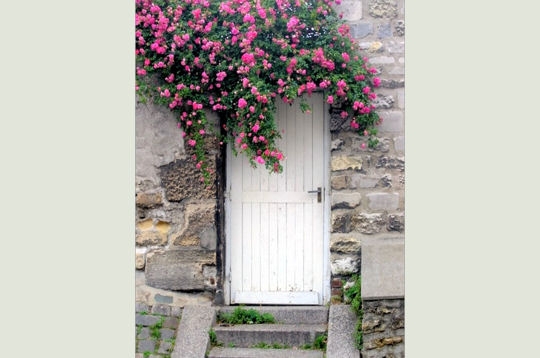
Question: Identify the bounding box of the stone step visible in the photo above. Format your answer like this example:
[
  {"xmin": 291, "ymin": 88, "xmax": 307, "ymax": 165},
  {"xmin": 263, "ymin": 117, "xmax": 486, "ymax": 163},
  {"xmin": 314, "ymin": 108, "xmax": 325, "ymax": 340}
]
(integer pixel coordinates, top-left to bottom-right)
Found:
[
  {"xmin": 217, "ymin": 306, "xmax": 328, "ymax": 325},
  {"xmin": 212, "ymin": 323, "xmax": 327, "ymax": 348},
  {"xmin": 208, "ymin": 347, "xmax": 324, "ymax": 358}
]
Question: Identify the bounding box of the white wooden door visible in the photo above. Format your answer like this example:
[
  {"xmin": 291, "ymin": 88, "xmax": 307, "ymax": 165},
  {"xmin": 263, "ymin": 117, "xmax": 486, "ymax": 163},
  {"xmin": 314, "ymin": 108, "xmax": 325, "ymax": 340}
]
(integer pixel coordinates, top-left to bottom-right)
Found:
[{"xmin": 226, "ymin": 93, "xmax": 327, "ymax": 305}]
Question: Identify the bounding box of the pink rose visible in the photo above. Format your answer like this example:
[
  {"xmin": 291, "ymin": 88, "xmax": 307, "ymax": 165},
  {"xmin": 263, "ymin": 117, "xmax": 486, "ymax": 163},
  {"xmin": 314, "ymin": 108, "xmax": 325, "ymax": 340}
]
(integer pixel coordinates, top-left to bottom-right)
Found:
[{"xmin": 238, "ymin": 98, "xmax": 247, "ymax": 108}]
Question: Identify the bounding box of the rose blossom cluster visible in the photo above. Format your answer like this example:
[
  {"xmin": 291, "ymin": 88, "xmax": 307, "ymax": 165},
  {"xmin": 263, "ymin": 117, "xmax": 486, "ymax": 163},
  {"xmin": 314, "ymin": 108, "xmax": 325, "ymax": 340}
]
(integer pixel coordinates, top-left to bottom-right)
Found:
[{"xmin": 136, "ymin": 0, "xmax": 381, "ymax": 182}]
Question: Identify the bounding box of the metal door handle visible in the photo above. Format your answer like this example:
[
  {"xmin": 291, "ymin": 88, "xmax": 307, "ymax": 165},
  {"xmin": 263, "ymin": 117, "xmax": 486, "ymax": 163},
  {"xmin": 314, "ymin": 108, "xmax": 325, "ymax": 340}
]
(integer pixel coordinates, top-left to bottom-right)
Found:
[{"xmin": 308, "ymin": 187, "xmax": 322, "ymax": 202}]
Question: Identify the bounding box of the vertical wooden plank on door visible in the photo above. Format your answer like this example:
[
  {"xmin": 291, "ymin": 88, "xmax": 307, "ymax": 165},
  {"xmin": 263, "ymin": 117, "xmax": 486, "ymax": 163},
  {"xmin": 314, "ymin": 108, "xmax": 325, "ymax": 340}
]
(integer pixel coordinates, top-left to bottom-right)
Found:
[
  {"xmin": 268, "ymin": 201, "xmax": 278, "ymax": 291},
  {"xmin": 285, "ymin": 102, "xmax": 297, "ymax": 291},
  {"xmin": 268, "ymin": 124, "xmax": 279, "ymax": 292},
  {"xmin": 242, "ymin": 202, "xmax": 252, "ymax": 293},
  {"xmin": 276, "ymin": 102, "xmax": 288, "ymax": 293},
  {"xmin": 259, "ymin": 202, "xmax": 269, "ymax": 293},
  {"xmin": 251, "ymin": 199, "xmax": 261, "ymax": 292},
  {"xmin": 294, "ymin": 102, "xmax": 305, "ymax": 291},
  {"xmin": 311, "ymin": 94, "xmax": 324, "ymax": 296},
  {"xmin": 277, "ymin": 201, "xmax": 287, "ymax": 292},
  {"xmin": 242, "ymin": 157, "xmax": 252, "ymax": 292},
  {"xmin": 230, "ymin": 150, "xmax": 243, "ymax": 302},
  {"xmin": 303, "ymin": 98, "xmax": 314, "ymax": 292},
  {"xmin": 259, "ymin": 155, "xmax": 270, "ymax": 293}
]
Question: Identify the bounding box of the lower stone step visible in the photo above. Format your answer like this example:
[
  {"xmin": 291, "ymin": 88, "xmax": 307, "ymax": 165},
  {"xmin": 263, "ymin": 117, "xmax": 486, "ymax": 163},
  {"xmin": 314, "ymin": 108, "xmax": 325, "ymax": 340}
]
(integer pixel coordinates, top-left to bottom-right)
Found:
[
  {"xmin": 213, "ymin": 324, "xmax": 327, "ymax": 348},
  {"xmin": 208, "ymin": 347, "xmax": 324, "ymax": 358}
]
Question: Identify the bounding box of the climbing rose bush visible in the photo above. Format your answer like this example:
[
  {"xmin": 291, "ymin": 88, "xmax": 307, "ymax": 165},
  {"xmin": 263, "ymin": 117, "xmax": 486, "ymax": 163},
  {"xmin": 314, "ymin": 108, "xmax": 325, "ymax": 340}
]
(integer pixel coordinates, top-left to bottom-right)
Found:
[{"xmin": 135, "ymin": 0, "xmax": 382, "ymax": 181}]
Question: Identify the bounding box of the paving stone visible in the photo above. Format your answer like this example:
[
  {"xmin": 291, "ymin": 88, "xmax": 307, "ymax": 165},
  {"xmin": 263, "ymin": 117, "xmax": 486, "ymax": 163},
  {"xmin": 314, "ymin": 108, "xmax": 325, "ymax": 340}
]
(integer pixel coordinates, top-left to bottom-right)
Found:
[
  {"xmin": 136, "ymin": 302, "xmax": 150, "ymax": 313},
  {"xmin": 136, "ymin": 314, "xmax": 160, "ymax": 326},
  {"xmin": 138, "ymin": 339, "xmax": 156, "ymax": 353},
  {"xmin": 137, "ymin": 327, "xmax": 150, "ymax": 340},
  {"xmin": 163, "ymin": 316, "xmax": 180, "ymax": 328},
  {"xmin": 158, "ymin": 341, "xmax": 174, "ymax": 354},
  {"xmin": 151, "ymin": 303, "xmax": 171, "ymax": 316},
  {"xmin": 161, "ymin": 328, "xmax": 176, "ymax": 340}
]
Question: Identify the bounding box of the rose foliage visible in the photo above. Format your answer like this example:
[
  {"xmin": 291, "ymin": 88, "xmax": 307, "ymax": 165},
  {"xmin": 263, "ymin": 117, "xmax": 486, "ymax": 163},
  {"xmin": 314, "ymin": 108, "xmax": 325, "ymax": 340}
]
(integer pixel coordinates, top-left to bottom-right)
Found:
[{"xmin": 135, "ymin": 0, "xmax": 382, "ymax": 182}]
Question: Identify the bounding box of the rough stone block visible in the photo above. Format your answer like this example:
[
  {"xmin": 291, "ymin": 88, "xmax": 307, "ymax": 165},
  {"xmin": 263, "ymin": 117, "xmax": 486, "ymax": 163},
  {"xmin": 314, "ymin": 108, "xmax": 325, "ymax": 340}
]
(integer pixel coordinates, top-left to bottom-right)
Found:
[
  {"xmin": 394, "ymin": 20, "xmax": 405, "ymax": 36},
  {"xmin": 389, "ymin": 65, "xmax": 405, "ymax": 75},
  {"xmin": 203, "ymin": 265, "xmax": 217, "ymax": 289},
  {"xmin": 173, "ymin": 202, "xmax": 216, "ymax": 247},
  {"xmin": 367, "ymin": 56, "xmax": 395, "ymax": 65},
  {"xmin": 331, "ymin": 156, "xmax": 362, "ymax": 171},
  {"xmin": 330, "ymin": 234, "xmax": 361, "ymax": 254},
  {"xmin": 369, "ymin": 0, "xmax": 398, "ymax": 18},
  {"xmin": 331, "ymin": 211, "xmax": 352, "ymax": 233},
  {"xmin": 358, "ymin": 41, "xmax": 384, "ymax": 53},
  {"xmin": 350, "ymin": 174, "xmax": 379, "ymax": 189},
  {"xmin": 136, "ymin": 102, "xmax": 185, "ymax": 182},
  {"xmin": 331, "ymin": 138, "xmax": 344, "ymax": 151},
  {"xmin": 366, "ymin": 192, "xmax": 399, "ymax": 211},
  {"xmin": 377, "ymin": 111, "xmax": 404, "ymax": 132},
  {"xmin": 145, "ymin": 249, "xmax": 216, "ymax": 291},
  {"xmin": 372, "ymin": 94, "xmax": 395, "ymax": 110},
  {"xmin": 386, "ymin": 41, "xmax": 405, "ymax": 54},
  {"xmin": 333, "ymin": 0, "xmax": 362, "ymax": 21},
  {"xmin": 350, "ymin": 212, "xmax": 386, "ymax": 234},
  {"xmin": 361, "ymin": 237, "xmax": 404, "ymax": 299},
  {"xmin": 331, "ymin": 175, "xmax": 349, "ymax": 190},
  {"xmin": 350, "ymin": 22, "xmax": 373, "ymax": 38},
  {"xmin": 136, "ymin": 248, "xmax": 146, "ymax": 270},
  {"xmin": 377, "ymin": 23, "xmax": 392, "ymax": 38},
  {"xmin": 331, "ymin": 192, "xmax": 362, "ymax": 209},
  {"xmin": 380, "ymin": 79, "xmax": 404, "ymax": 88},
  {"xmin": 393, "ymin": 136, "xmax": 404, "ymax": 153},
  {"xmin": 331, "ymin": 254, "xmax": 360, "ymax": 275},
  {"xmin": 136, "ymin": 191, "xmax": 163, "ymax": 208},
  {"xmin": 159, "ymin": 158, "xmax": 216, "ymax": 202},
  {"xmin": 387, "ymin": 213, "xmax": 404, "ymax": 232},
  {"xmin": 136, "ymin": 219, "xmax": 171, "ymax": 246},
  {"xmin": 375, "ymin": 156, "xmax": 404, "ymax": 171}
]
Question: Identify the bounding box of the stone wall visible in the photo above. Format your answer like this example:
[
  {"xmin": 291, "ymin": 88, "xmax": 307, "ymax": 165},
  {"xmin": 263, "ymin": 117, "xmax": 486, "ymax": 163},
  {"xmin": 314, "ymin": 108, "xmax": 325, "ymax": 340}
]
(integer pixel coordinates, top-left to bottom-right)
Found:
[
  {"xmin": 135, "ymin": 100, "xmax": 220, "ymax": 295},
  {"xmin": 329, "ymin": 0, "xmax": 405, "ymax": 283},
  {"xmin": 330, "ymin": 3, "xmax": 405, "ymax": 356},
  {"xmin": 362, "ymin": 299, "xmax": 405, "ymax": 358}
]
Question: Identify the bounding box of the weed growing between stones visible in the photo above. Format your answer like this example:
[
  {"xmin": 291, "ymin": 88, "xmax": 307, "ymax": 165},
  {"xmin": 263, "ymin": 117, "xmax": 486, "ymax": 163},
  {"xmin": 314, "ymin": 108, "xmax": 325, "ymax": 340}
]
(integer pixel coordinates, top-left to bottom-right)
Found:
[
  {"xmin": 252, "ymin": 342, "xmax": 290, "ymax": 349},
  {"xmin": 217, "ymin": 306, "xmax": 275, "ymax": 324},
  {"xmin": 301, "ymin": 331, "xmax": 328, "ymax": 351},
  {"xmin": 208, "ymin": 328, "xmax": 222, "ymax": 347},
  {"xmin": 344, "ymin": 275, "xmax": 363, "ymax": 350},
  {"xmin": 150, "ymin": 316, "xmax": 165, "ymax": 339}
]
